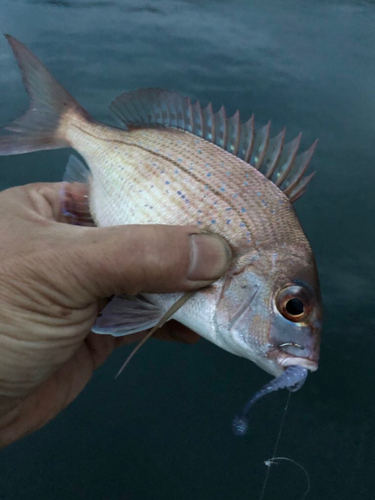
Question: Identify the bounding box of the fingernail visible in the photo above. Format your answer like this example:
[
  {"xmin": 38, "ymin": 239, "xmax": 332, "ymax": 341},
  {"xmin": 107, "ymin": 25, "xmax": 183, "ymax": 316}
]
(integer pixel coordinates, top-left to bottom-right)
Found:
[{"xmin": 188, "ymin": 234, "xmax": 232, "ymax": 281}]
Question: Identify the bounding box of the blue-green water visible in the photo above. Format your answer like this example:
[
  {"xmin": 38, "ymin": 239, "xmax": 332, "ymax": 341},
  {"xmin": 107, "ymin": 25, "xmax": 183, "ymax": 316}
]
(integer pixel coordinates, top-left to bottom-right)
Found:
[{"xmin": 0, "ymin": 1, "xmax": 374, "ymax": 499}]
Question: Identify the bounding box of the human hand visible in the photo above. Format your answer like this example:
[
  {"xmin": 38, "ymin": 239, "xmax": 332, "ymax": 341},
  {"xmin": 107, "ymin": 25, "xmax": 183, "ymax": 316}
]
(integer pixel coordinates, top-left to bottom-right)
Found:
[{"xmin": 0, "ymin": 182, "xmax": 231, "ymax": 447}]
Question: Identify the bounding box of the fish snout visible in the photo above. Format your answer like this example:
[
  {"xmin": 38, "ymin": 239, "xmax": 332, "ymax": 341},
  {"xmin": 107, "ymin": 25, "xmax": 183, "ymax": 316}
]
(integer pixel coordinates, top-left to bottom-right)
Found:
[{"xmin": 269, "ymin": 317, "xmax": 321, "ymax": 372}]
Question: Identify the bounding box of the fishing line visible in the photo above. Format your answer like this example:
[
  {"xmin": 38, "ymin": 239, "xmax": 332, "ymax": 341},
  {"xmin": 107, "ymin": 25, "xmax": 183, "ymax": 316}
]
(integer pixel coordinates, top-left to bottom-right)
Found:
[
  {"xmin": 263, "ymin": 458, "xmax": 310, "ymax": 500},
  {"xmin": 258, "ymin": 391, "xmax": 311, "ymax": 500},
  {"xmin": 258, "ymin": 391, "xmax": 290, "ymax": 500},
  {"xmin": 115, "ymin": 291, "xmax": 196, "ymax": 378}
]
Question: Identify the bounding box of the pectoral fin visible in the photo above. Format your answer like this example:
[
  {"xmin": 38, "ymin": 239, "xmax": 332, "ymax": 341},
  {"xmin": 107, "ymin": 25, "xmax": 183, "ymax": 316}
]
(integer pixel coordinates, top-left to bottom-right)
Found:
[
  {"xmin": 60, "ymin": 155, "xmax": 95, "ymax": 226},
  {"xmin": 92, "ymin": 295, "xmax": 163, "ymax": 336},
  {"xmin": 107, "ymin": 291, "xmax": 196, "ymax": 377}
]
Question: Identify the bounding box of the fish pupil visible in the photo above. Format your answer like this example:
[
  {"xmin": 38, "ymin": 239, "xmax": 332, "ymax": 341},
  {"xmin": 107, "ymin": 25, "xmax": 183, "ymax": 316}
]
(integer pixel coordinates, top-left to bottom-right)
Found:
[{"xmin": 286, "ymin": 298, "xmax": 304, "ymax": 316}]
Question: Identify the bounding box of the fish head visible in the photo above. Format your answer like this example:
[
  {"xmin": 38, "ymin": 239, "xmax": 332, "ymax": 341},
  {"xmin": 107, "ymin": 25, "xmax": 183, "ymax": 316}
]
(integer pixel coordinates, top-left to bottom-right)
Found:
[{"xmin": 214, "ymin": 243, "xmax": 322, "ymax": 376}]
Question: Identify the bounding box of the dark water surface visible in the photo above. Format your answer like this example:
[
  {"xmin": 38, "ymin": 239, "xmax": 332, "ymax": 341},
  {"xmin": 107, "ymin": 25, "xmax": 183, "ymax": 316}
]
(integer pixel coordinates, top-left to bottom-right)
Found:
[{"xmin": 0, "ymin": 1, "xmax": 374, "ymax": 499}]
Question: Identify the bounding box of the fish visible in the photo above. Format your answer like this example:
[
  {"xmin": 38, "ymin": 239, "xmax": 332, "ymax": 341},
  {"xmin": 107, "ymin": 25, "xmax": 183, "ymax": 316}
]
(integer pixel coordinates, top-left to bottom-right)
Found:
[{"xmin": 0, "ymin": 36, "xmax": 322, "ymax": 431}]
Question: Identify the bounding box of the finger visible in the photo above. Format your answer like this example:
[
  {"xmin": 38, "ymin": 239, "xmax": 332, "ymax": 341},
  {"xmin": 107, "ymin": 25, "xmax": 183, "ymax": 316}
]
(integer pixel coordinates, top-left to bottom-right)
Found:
[
  {"xmin": 0, "ymin": 183, "xmax": 67, "ymax": 223},
  {"xmin": 62, "ymin": 224, "xmax": 232, "ymax": 303}
]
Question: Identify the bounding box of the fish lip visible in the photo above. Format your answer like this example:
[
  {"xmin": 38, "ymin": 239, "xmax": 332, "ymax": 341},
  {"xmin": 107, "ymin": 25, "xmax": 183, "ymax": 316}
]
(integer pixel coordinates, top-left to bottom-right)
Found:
[{"xmin": 276, "ymin": 352, "xmax": 318, "ymax": 372}]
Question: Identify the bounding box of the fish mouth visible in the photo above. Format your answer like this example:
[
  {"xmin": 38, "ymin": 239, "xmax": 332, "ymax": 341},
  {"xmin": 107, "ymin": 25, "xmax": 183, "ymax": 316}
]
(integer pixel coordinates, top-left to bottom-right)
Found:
[{"xmin": 276, "ymin": 351, "xmax": 318, "ymax": 372}]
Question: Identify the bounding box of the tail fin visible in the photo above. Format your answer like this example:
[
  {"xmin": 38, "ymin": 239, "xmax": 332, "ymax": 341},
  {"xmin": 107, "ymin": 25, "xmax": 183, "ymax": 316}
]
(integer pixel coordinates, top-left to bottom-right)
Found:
[{"xmin": 0, "ymin": 35, "xmax": 89, "ymax": 156}]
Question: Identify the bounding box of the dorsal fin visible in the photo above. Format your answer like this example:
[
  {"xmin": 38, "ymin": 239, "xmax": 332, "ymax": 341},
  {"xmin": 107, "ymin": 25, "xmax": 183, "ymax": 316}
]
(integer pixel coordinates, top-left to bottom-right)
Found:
[{"xmin": 110, "ymin": 89, "xmax": 317, "ymax": 201}]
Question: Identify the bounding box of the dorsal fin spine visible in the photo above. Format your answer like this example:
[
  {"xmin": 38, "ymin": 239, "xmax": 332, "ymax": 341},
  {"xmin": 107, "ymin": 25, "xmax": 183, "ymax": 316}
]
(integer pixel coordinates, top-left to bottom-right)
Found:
[
  {"xmin": 192, "ymin": 102, "xmax": 199, "ymax": 134},
  {"xmin": 129, "ymin": 100, "xmax": 141, "ymax": 123},
  {"xmin": 222, "ymin": 106, "xmax": 228, "ymax": 149},
  {"xmin": 291, "ymin": 190, "xmax": 305, "ymax": 203},
  {"xmin": 134, "ymin": 100, "xmax": 146, "ymax": 124},
  {"xmin": 150, "ymin": 92, "xmax": 158, "ymax": 123},
  {"xmin": 289, "ymin": 172, "xmax": 315, "ymax": 202},
  {"xmin": 275, "ymin": 133, "xmax": 302, "ymax": 187},
  {"xmin": 140, "ymin": 97, "xmax": 150, "ymax": 124},
  {"xmin": 180, "ymin": 97, "xmax": 187, "ymax": 130},
  {"xmin": 165, "ymin": 98, "xmax": 171, "ymax": 126},
  {"xmin": 173, "ymin": 93, "xmax": 179, "ymax": 127},
  {"xmin": 233, "ymin": 110, "xmax": 241, "ymax": 155},
  {"xmin": 265, "ymin": 128, "xmax": 286, "ymax": 179},
  {"xmin": 210, "ymin": 103, "xmax": 215, "ymax": 142},
  {"xmin": 203, "ymin": 102, "xmax": 215, "ymax": 142},
  {"xmin": 121, "ymin": 101, "xmax": 134, "ymax": 123},
  {"xmin": 254, "ymin": 121, "xmax": 271, "ymax": 170},
  {"xmin": 188, "ymin": 98, "xmax": 194, "ymax": 133},
  {"xmin": 283, "ymin": 140, "xmax": 317, "ymax": 197},
  {"xmin": 244, "ymin": 115, "xmax": 255, "ymax": 163},
  {"xmin": 132, "ymin": 93, "xmax": 146, "ymax": 123},
  {"xmin": 166, "ymin": 94, "xmax": 172, "ymax": 126},
  {"xmin": 209, "ymin": 102, "xmax": 215, "ymax": 142},
  {"xmin": 199, "ymin": 102, "xmax": 205, "ymax": 138}
]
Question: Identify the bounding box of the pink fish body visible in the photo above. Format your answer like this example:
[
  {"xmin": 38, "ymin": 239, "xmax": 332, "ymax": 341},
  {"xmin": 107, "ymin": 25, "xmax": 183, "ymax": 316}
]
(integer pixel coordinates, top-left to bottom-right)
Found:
[{"xmin": 0, "ymin": 36, "xmax": 322, "ymax": 398}]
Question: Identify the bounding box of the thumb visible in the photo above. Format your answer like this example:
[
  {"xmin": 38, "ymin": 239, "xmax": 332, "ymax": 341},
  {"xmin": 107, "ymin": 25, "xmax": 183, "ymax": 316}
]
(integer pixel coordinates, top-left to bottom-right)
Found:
[{"xmin": 60, "ymin": 224, "xmax": 232, "ymax": 304}]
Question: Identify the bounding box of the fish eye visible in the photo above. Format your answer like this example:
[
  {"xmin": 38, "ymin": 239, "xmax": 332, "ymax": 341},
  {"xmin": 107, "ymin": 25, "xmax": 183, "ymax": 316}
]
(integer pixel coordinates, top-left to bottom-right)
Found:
[{"xmin": 276, "ymin": 285, "xmax": 312, "ymax": 322}]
